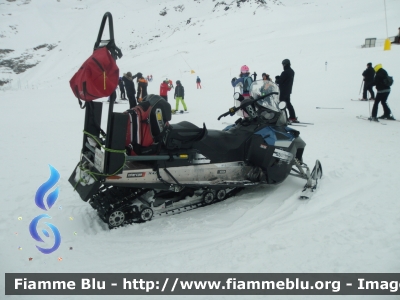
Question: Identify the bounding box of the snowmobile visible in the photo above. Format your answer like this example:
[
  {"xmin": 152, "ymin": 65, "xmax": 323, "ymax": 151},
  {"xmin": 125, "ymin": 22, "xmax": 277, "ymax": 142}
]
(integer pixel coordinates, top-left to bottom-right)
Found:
[{"xmin": 68, "ymin": 13, "xmax": 322, "ymax": 229}]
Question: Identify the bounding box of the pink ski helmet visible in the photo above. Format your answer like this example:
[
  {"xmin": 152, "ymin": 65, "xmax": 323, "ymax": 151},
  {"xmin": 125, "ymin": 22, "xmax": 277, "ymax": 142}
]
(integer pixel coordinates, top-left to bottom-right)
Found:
[{"xmin": 240, "ymin": 65, "xmax": 250, "ymax": 73}]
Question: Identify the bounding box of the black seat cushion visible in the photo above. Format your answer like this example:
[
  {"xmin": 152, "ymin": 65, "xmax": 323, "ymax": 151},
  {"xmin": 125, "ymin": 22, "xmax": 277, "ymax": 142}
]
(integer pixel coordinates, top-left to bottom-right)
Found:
[{"xmin": 164, "ymin": 121, "xmax": 207, "ymax": 149}]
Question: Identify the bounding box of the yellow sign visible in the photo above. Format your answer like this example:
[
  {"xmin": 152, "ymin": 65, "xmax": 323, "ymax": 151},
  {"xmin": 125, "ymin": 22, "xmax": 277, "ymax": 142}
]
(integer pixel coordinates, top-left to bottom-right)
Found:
[{"xmin": 384, "ymin": 38, "xmax": 391, "ymax": 51}]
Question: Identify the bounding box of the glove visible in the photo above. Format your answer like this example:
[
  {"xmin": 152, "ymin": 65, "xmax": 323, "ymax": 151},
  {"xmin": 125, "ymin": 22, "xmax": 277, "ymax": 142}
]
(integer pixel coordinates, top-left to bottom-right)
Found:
[{"xmin": 231, "ymin": 77, "xmax": 237, "ymax": 82}]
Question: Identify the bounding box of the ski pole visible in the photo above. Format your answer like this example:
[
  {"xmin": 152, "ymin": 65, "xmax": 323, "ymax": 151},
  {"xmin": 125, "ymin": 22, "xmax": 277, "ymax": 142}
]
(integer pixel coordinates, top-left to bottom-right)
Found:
[
  {"xmin": 359, "ymin": 80, "xmax": 364, "ymax": 95},
  {"xmin": 316, "ymin": 107, "xmax": 344, "ymax": 109},
  {"xmin": 368, "ymin": 90, "xmax": 371, "ymax": 117}
]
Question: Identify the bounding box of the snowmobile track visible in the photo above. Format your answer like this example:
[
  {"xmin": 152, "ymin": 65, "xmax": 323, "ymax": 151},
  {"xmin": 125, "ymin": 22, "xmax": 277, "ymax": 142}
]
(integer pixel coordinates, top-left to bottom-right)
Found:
[{"xmin": 91, "ymin": 186, "xmax": 245, "ymax": 229}]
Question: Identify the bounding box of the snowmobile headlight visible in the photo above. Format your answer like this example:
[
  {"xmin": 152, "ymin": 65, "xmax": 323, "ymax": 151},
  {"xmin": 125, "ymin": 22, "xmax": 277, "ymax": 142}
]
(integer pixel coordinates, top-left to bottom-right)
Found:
[{"xmin": 179, "ymin": 154, "xmax": 188, "ymax": 159}]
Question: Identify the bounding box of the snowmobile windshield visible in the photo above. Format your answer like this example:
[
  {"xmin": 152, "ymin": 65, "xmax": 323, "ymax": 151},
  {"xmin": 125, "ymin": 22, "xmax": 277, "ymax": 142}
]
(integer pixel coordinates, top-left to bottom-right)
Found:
[{"xmin": 250, "ymin": 80, "xmax": 280, "ymax": 113}]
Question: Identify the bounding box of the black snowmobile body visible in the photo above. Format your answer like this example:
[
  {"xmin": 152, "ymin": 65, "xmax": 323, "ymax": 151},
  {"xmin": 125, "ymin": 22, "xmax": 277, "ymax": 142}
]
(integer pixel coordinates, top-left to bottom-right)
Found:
[{"xmin": 68, "ymin": 13, "xmax": 322, "ymax": 228}]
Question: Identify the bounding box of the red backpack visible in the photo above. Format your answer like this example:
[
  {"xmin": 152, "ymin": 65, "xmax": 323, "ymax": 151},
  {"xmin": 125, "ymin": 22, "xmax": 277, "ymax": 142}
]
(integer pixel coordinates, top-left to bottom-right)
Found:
[
  {"xmin": 125, "ymin": 95, "xmax": 171, "ymax": 156},
  {"xmin": 70, "ymin": 47, "xmax": 119, "ymax": 107}
]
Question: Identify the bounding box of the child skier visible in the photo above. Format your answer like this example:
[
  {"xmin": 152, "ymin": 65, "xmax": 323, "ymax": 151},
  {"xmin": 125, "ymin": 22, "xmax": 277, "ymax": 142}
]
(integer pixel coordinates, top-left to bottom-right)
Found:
[
  {"xmin": 231, "ymin": 65, "xmax": 253, "ymax": 98},
  {"xmin": 196, "ymin": 76, "xmax": 202, "ymax": 89}
]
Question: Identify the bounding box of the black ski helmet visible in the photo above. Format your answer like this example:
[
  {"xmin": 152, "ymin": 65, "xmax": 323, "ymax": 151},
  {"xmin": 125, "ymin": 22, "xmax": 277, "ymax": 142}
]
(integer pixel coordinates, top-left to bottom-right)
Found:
[
  {"xmin": 176, "ymin": 80, "xmax": 181, "ymax": 84},
  {"xmin": 282, "ymin": 59, "xmax": 291, "ymax": 66}
]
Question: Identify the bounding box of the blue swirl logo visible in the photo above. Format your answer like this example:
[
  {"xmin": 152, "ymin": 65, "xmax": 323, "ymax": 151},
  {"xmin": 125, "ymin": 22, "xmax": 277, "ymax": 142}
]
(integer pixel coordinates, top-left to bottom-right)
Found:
[
  {"xmin": 29, "ymin": 165, "xmax": 61, "ymax": 254},
  {"xmin": 35, "ymin": 165, "xmax": 60, "ymax": 211}
]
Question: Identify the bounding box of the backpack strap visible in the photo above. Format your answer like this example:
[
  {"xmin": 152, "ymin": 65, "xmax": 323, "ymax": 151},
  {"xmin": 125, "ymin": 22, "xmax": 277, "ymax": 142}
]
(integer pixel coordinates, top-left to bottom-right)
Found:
[{"xmin": 74, "ymin": 86, "xmax": 86, "ymax": 109}]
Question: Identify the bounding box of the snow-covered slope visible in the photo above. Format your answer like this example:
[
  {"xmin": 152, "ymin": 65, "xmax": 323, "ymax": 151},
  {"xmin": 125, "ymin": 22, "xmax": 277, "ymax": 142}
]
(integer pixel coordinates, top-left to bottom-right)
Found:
[{"xmin": 1, "ymin": 0, "xmax": 399, "ymax": 299}]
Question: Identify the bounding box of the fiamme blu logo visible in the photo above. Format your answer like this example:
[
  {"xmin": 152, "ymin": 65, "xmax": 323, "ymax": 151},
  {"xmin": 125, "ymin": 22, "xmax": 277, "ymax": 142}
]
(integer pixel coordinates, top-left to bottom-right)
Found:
[{"xmin": 29, "ymin": 165, "xmax": 61, "ymax": 254}]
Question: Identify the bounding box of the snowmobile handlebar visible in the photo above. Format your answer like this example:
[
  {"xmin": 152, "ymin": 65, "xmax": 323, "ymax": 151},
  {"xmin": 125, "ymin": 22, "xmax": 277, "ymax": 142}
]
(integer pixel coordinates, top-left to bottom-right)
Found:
[{"xmin": 217, "ymin": 92, "xmax": 279, "ymax": 120}]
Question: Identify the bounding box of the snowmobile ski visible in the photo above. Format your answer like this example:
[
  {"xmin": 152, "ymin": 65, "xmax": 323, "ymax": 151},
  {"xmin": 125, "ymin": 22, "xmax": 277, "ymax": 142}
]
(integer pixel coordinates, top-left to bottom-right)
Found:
[
  {"xmin": 356, "ymin": 115, "xmax": 386, "ymax": 125},
  {"xmin": 298, "ymin": 160, "xmax": 323, "ymax": 200}
]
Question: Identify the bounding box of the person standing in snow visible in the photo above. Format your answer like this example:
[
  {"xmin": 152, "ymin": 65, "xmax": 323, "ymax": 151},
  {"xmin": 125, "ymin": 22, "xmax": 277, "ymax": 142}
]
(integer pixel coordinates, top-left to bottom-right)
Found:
[
  {"xmin": 118, "ymin": 77, "xmax": 126, "ymax": 100},
  {"xmin": 123, "ymin": 72, "xmax": 137, "ymax": 108},
  {"xmin": 231, "ymin": 65, "xmax": 253, "ymax": 98},
  {"xmin": 136, "ymin": 72, "xmax": 148, "ymax": 102},
  {"xmin": 394, "ymin": 27, "xmax": 400, "ymax": 44},
  {"xmin": 369, "ymin": 64, "xmax": 395, "ymax": 121},
  {"xmin": 275, "ymin": 59, "xmax": 298, "ymax": 123},
  {"xmin": 160, "ymin": 79, "xmax": 172, "ymax": 101},
  {"xmin": 174, "ymin": 80, "xmax": 187, "ymax": 112},
  {"xmin": 196, "ymin": 76, "xmax": 202, "ymax": 89},
  {"xmin": 361, "ymin": 63, "xmax": 375, "ymax": 101}
]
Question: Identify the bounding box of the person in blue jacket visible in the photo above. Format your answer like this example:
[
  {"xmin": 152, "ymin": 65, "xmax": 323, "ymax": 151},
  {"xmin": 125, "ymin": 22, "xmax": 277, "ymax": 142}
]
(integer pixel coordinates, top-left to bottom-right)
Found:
[{"xmin": 231, "ymin": 65, "xmax": 253, "ymax": 98}]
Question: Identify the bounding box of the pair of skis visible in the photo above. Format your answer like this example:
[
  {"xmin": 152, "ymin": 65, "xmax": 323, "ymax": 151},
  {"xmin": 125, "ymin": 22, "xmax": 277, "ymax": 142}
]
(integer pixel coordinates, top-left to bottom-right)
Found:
[
  {"xmin": 289, "ymin": 121, "xmax": 314, "ymax": 127},
  {"xmin": 357, "ymin": 115, "xmax": 399, "ymax": 125},
  {"xmin": 356, "ymin": 115, "xmax": 387, "ymax": 125}
]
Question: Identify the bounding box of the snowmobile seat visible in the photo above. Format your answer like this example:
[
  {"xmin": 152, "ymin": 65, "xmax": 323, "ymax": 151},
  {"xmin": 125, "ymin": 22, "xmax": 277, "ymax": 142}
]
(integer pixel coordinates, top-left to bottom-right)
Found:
[{"xmin": 164, "ymin": 121, "xmax": 207, "ymax": 150}]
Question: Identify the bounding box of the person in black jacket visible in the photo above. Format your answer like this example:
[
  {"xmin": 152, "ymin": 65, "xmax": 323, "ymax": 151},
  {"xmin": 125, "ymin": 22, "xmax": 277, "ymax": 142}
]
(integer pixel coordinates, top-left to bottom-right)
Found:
[
  {"xmin": 122, "ymin": 72, "xmax": 137, "ymax": 108},
  {"xmin": 361, "ymin": 63, "xmax": 375, "ymax": 100},
  {"xmin": 118, "ymin": 77, "xmax": 126, "ymax": 100},
  {"xmin": 275, "ymin": 59, "xmax": 298, "ymax": 123},
  {"xmin": 174, "ymin": 80, "xmax": 187, "ymax": 112},
  {"xmin": 369, "ymin": 64, "xmax": 395, "ymax": 121}
]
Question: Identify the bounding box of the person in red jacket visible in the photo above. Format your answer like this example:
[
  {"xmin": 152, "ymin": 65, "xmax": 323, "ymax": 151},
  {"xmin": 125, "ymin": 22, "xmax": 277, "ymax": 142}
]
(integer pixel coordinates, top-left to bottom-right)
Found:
[{"xmin": 160, "ymin": 79, "xmax": 172, "ymax": 101}]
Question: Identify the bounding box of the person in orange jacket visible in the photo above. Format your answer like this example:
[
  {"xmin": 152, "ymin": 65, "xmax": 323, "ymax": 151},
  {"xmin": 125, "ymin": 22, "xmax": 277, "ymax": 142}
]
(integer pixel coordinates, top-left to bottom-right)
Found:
[
  {"xmin": 160, "ymin": 79, "xmax": 172, "ymax": 101},
  {"xmin": 136, "ymin": 73, "xmax": 148, "ymax": 102}
]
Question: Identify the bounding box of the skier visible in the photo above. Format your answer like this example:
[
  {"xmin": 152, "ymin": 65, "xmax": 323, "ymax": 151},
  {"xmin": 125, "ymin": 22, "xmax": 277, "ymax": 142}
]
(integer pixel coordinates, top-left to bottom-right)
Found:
[
  {"xmin": 275, "ymin": 59, "xmax": 298, "ymax": 123},
  {"xmin": 369, "ymin": 64, "xmax": 395, "ymax": 121},
  {"xmin": 160, "ymin": 79, "xmax": 172, "ymax": 101},
  {"xmin": 122, "ymin": 72, "xmax": 137, "ymax": 108},
  {"xmin": 174, "ymin": 80, "xmax": 187, "ymax": 112},
  {"xmin": 196, "ymin": 76, "xmax": 202, "ymax": 89},
  {"xmin": 118, "ymin": 77, "xmax": 126, "ymax": 100},
  {"xmin": 231, "ymin": 65, "xmax": 253, "ymax": 98},
  {"xmin": 361, "ymin": 63, "xmax": 375, "ymax": 101},
  {"xmin": 136, "ymin": 73, "xmax": 148, "ymax": 102}
]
